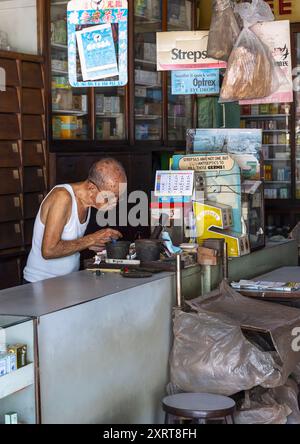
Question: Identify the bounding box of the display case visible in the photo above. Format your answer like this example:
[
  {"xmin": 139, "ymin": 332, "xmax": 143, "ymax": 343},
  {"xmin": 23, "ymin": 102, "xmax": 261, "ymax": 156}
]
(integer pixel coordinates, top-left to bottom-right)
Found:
[
  {"xmin": 167, "ymin": 0, "xmax": 193, "ymax": 141},
  {"xmin": 0, "ymin": 316, "xmax": 36, "ymax": 425},
  {"xmin": 48, "ymin": 0, "xmax": 198, "ymax": 149},
  {"xmin": 240, "ymin": 103, "xmax": 291, "ymax": 201}
]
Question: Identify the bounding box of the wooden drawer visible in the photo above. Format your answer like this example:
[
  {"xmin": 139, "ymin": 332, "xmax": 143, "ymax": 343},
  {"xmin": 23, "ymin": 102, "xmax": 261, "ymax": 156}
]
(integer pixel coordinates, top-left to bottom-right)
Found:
[
  {"xmin": 0, "ymin": 58, "xmax": 19, "ymax": 86},
  {"xmin": 23, "ymin": 142, "xmax": 45, "ymax": 166},
  {"xmin": 24, "ymin": 193, "xmax": 44, "ymax": 219},
  {"xmin": 0, "ymin": 114, "xmax": 20, "ymax": 139},
  {"xmin": 0, "ymin": 195, "xmax": 22, "ymax": 222},
  {"xmin": 0, "ymin": 168, "xmax": 21, "ymax": 195},
  {"xmin": 0, "ymin": 222, "xmax": 23, "ymax": 249},
  {"xmin": 0, "ymin": 87, "xmax": 19, "ymax": 113},
  {"xmin": 0, "ymin": 258, "xmax": 21, "ymax": 290},
  {"xmin": 22, "ymin": 88, "xmax": 44, "ymax": 114},
  {"xmin": 24, "ymin": 219, "xmax": 35, "ymax": 245},
  {"xmin": 0, "ymin": 142, "xmax": 21, "ymax": 167},
  {"xmin": 22, "ymin": 115, "xmax": 45, "ymax": 140},
  {"xmin": 24, "ymin": 167, "xmax": 45, "ymax": 192},
  {"xmin": 22, "ymin": 62, "xmax": 43, "ymax": 88}
]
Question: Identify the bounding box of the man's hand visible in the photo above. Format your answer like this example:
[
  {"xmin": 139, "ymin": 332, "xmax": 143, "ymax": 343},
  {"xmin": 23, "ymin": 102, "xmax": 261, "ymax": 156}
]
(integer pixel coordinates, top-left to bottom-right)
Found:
[{"xmin": 89, "ymin": 229, "xmax": 122, "ymax": 249}]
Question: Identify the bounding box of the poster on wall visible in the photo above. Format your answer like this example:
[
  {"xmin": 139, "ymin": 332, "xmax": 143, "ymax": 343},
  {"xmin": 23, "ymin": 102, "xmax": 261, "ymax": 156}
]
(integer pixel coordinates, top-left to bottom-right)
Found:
[
  {"xmin": 156, "ymin": 31, "xmax": 227, "ymax": 71},
  {"xmin": 67, "ymin": 0, "xmax": 128, "ymax": 87},
  {"xmin": 240, "ymin": 20, "xmax": 293, "ymax": 105},
  {"xmin": 171, "ymin": 69, "xmax": 219, "ymax": 95}
]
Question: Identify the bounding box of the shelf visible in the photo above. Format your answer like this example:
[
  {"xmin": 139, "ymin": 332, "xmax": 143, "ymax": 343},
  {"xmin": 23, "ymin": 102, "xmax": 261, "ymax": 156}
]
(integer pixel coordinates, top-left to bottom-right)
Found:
[
  {"xmin": 264, "ymin": 158, "xmax": 291, "ymax": 161},
  {"xmin": 135, "ymin": 114, "xmax": 161, "ymax": 120},
  {"xmin": 262, "ymin": 144, "xmax": 290, "ymax": 147},
  {"xmin": 265, "ymin": 181, "xmax": 291, "ymax": 184},
  {"xmin": 241, "ymin": 114, "xmax": 290, "ymax": 118},
  {"xmin": 0, "ymin": 363, "xmax": 34, "ymax": 400},
  {"xmin": 51, "ymin": 43, "xmax": 68, "ymax": 50},
  {"xmin": 53, "ymin": 110, "xmax": 87, "ymax": 116},
  {"xmin": 262, "ymin": 130, "xmax": 289, "ymax": 133},
  {"xmin": 135, "ymin": 59, "xmax": 157, "ymax": 66},
  {"xmin": 52, "ymin": 69, "xmax": 68, "ymax": 75},
  {"xmin": 96, "ymin": 113, "xmax": 123, "ymax": 118}
]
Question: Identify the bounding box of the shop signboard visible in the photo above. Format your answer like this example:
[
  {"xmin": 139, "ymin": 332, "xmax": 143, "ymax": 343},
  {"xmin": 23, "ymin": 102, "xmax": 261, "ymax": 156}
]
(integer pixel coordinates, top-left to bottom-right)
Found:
[
  {"xmin": 240, "ymin": 20, "xmax": 293, "ymax": 105},
  {"xmin": 156, "ymin": 31, "xmax": 227, "ymax": 71},
  {"xmin": 171, "ymin": 69, "xmax": 219, "ymax": 95}
]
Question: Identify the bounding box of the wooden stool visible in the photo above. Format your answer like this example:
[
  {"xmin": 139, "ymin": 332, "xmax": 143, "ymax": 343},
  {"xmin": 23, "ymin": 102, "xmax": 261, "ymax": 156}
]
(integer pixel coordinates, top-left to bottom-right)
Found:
[{"xmin": 162, "ymin": 393, "xmax": 236, "ymax": 424}]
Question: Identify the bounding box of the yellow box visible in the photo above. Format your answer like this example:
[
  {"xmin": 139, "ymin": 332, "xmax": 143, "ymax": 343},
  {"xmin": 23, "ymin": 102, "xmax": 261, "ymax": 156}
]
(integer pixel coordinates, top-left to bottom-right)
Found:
[{"xmin": 194, "ymin": 201, "xmax": 250, "ymax": 258}]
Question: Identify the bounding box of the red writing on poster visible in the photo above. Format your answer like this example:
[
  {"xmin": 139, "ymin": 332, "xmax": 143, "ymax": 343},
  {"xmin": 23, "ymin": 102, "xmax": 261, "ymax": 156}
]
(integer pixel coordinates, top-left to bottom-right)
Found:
[{"xmin": 265, "ymin": 0, "xmax": 292, "ymax": 15}]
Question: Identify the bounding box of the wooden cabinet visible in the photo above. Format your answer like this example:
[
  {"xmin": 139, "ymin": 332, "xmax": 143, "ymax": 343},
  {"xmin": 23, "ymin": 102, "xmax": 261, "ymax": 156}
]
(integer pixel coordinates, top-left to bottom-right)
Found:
[
  {"xmin": 0, "ymin": 51, "xmax": 47, "ymax": 289},
  {"xmin": 0, "ymin": 142, "xmax": 21, "ymax": 167},
  {"xmin": 0, "ymin": 87, "xmax": 20, "ymax": 113},
  {"xmin": 0, "ymin": 258, "xmax": 22, "ymax": 290},
  {"xmin": 0, "ymin": 222, "xmax": 23, "ymax": 249},
  {"xmin": 24, "ymin": 167, "xmax": 46, "ymax": 192},
  {"xmin": 0, "ymin": 168, "xmax": 21, "ymax": 195},
  {"xmin": 0, "ymin": 196, "xmax": 22, "ymax": 222},
  {"xmin": 23, "ymin": 142, "xmax": 45, "ymax": 166},
  {"xmin": 0, "ymin": 114, "xmax": 20, "ymax": 139},
  {"xmin": 48, "ymin": 0, "xmax": 198, "ymax": 151}
]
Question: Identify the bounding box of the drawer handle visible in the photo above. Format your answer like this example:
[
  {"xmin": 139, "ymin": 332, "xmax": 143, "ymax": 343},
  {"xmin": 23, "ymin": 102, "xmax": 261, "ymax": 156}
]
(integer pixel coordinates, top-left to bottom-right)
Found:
[
  {"xmin": 12, "ymin": 143, "xmax": 18, "ymax": 153},
  {"xmin": 13, "ymin": 170, "xmax": 19, "ymax": 180},
  {"xmin": 37, "ymin": 169, "xmax": 43, "ymax": 177},
  {"xmin": 36, "ymin": 143, "xmax": 43, "ymax": 153},
  {"xmin": 38, "ymin": 194, "xmax": 44, "ymax": 203},
  {"xmin": 14, "ymin": 197, "xmax": 20, "ymax": 208},
  {"xmin": 14, "ymin": 224, "xmax": 21, "ymax": 234}
]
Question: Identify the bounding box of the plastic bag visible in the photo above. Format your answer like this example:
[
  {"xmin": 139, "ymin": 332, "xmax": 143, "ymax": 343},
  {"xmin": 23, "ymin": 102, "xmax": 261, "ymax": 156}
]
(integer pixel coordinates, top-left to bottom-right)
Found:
[
  {"xmin": 234, "ymin": 387, "xmax": 291, "ymax": 424},
  {"xmin": 207, "ymin": 0, "xmax": 241, "ymax": 61},
  {"xmin": 169, "ymin": 281, "xmax": 300, "ymax": 396},
  {"xmin": 220, "ymin": 0, "xmax": 283, "ymax": 101}
]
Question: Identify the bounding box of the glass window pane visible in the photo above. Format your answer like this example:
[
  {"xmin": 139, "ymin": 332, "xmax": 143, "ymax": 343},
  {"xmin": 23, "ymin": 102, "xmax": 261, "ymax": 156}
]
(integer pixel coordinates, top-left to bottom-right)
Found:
[
  {"xmin": 134, "ymin": 0, "xmax": 162, "ymax": 141},
  {"xmin": 95, "ymin": 87, "xmax": 126, "ymax": 140},
  {"xmin": 240, "ymin": 103, "xmax": 291, "ymax": 200},
  {"xmin": 51, "ymin": 0, "xmax": 89, "ymax": 140},
  {"xmin": 167, "ymin": 0, "xmax": 193, "ymax": 141},
  {"xmin": 0, "ymin": 0, "xmax": 38, "ymax": 54}
]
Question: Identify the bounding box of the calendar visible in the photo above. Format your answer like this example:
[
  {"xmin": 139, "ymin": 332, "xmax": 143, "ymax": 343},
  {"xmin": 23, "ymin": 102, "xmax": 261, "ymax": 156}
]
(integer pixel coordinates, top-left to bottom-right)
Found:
[{"xmin": 154, "ymin": 171, "xmax": 194, "ymax": 197}]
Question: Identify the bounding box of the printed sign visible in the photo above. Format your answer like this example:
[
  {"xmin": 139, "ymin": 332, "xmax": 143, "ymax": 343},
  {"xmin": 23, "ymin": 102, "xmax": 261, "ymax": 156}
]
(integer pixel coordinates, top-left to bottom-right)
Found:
[
  {"xmin": 176, "ymin": 154, "xmax": 235, "ymax": 172},
  {"xmin": 154, "ymin": 171, "xmax": 194, "ymax": 197},
  {"xmin": 171, "ymin": 69, "xmax": 219, "ymax": 95},
  {"xmin": 67, "ymin": 0, "xmax": 128, "ymax": 87},
  {"xmin": 156, "ymin": 31, "xmax": 227, "ymax": 71},
  {"xmin": 240, "ymin": 20, "xmax": 293, "ymax": 105},
  {"xmin": 76, "ymin": 24, "xmax": 119, "ymax": 81}
]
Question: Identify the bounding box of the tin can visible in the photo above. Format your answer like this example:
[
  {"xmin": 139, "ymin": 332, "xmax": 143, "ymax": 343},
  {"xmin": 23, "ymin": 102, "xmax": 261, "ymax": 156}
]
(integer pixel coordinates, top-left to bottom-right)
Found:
[{"xmin": 8, "ymin": 345, "xmax": 27, "ymax": 369}]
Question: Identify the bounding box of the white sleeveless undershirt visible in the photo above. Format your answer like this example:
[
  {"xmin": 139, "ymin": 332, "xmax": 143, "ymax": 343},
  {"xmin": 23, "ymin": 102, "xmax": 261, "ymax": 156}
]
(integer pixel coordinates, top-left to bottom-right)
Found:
[{"xmin": 24, "ymin": 184, "xmax": 91, "ymax": 283}]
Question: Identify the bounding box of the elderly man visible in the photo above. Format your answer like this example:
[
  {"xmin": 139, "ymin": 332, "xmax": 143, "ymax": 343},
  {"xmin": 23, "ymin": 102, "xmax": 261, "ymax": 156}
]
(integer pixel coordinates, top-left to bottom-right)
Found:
[{"xmin": 24, "ymin": 158, "xmax": 127, "ymax": 283}]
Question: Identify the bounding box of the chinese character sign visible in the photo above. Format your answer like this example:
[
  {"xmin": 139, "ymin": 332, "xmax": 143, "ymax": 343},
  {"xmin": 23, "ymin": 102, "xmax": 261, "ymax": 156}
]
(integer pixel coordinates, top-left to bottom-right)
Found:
[{"xmin": 67, "ymin": 0, "xmax": 128, "ymax": 87}]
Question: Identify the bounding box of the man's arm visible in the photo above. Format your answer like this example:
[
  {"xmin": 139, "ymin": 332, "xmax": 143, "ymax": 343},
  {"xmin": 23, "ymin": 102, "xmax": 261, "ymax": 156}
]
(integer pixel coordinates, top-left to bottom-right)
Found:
[{"xmin": 41, "ymin": 191, "xmax": 121, "ymax": 260}]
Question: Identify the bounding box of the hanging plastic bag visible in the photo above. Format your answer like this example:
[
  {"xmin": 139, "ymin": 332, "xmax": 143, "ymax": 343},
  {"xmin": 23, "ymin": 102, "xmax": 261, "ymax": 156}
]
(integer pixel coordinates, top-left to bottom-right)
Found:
[
  {"xmin": 207, "ymin": 0, "xmax": 241, "ymax": 61},
  {"xmin": 220, "ymin": 0, "xmax": 285, "ymax": 102}
]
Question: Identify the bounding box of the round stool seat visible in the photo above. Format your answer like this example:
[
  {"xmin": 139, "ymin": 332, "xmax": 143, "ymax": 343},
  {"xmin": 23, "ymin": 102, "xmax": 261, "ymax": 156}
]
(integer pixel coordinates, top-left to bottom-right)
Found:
[{"xmin": 162, "ymin": 393, "xmax": 236, "ymax": 420}]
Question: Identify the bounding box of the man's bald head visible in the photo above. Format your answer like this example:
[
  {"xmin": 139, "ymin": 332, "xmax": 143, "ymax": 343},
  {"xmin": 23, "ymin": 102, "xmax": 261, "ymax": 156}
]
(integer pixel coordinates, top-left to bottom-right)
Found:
[{"xmin": 88, "ymin": 158, "xmax": 127, "ymax": 193}]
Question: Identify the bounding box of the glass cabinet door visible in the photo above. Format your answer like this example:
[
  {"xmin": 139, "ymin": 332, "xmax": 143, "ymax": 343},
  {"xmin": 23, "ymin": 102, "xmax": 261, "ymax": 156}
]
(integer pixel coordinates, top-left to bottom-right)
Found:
[
  {"xmin": 167, "ymin": 0, "xmax": 193, "ymax": 142},
  {"xmin": 51, "ymin": 0, "xmax": 89, "ymax": 140},
  {"xmin": 240, "ymin": 103, "xmax": 291, "ymax": 200},
  {"xmin": 95, "ymin": 87, "xmax": 126, "ymax": 140},
  {"xmin": 134, "ymin": 0, "xmax": 162, "ymax": 141}
]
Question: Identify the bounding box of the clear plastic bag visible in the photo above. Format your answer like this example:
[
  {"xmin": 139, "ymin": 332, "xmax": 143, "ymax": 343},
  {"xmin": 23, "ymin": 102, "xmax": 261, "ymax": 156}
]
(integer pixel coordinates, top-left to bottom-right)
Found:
[
  {"xmin": 207, "ymin": 0, "xmax": 241, "ymax": 61},
  {"xmin": 220, "ymin": 0, "xmax": 284, "ymax": 102}
]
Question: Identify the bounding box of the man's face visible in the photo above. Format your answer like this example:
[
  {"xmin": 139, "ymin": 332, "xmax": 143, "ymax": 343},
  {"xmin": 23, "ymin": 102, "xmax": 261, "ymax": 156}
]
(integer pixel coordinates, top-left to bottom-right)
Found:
[{"xmin": 92, "ymin": 177, "xmax": 127, "ymax": 212}]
